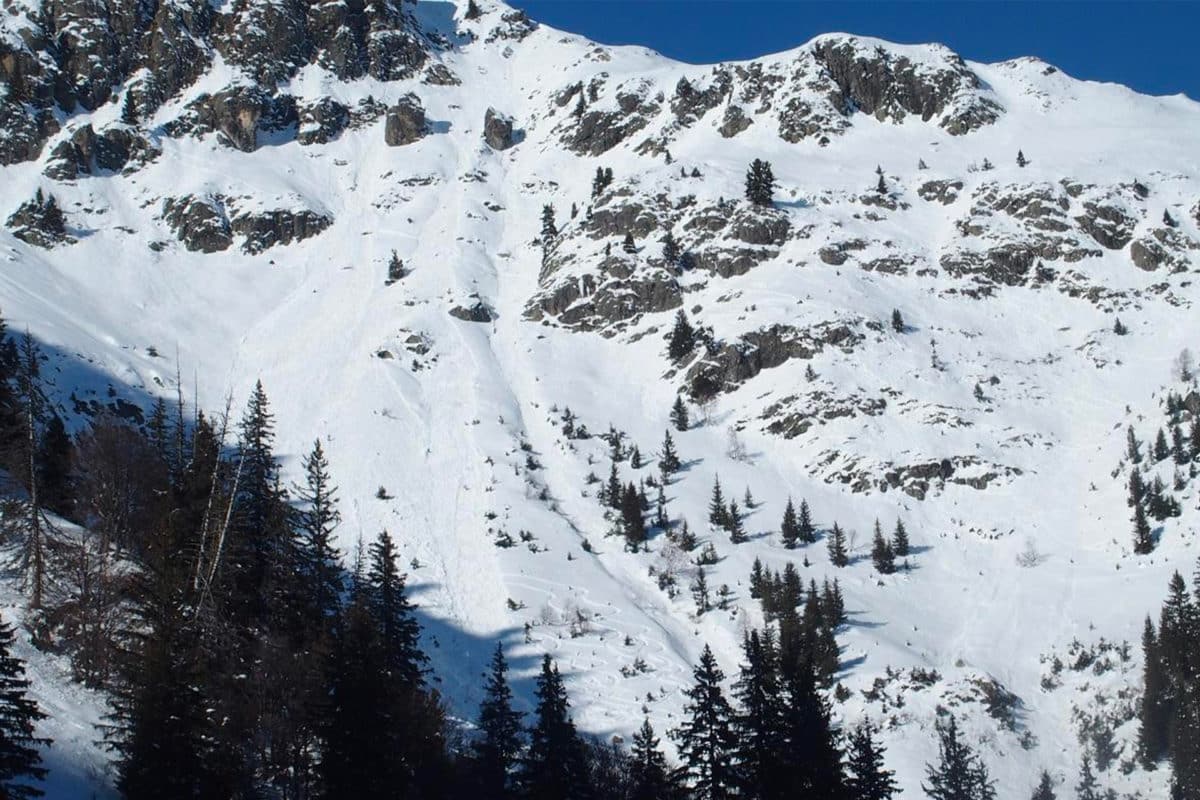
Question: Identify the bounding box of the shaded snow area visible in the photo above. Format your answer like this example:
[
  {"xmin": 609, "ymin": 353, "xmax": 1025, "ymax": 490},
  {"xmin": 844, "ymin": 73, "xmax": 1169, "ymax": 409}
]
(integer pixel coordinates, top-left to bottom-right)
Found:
[{"xmin": 2, "ymin": 0, "xmax": 1199, "ymax": 795}]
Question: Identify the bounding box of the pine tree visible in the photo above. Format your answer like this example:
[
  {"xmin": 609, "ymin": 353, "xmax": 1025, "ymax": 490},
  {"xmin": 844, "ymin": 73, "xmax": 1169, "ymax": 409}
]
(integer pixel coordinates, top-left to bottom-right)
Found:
[
  {"xmin": 828, "ymin": 523, "xmax": 849, "ymax": 568},
  {"xmin": 0, "ymin": 618, "xmax": 48, "ymax": 799},
  {"xmin": 672, "ymin": 645, "xmax": 737, "ymax": 800},
  {"xmin": 668, "ymin": 311, "xmax": 696, "ymax": 362},
  {"xmin": 607, "ymin": 461, "xmax": 622, "ymax": 511},
  {"xmin": 541, "ymin": 205, "xmax": 557, "ymax": 239},
  {"xmin": 630, "ymin": 446, "xmax": 643, "ymax": 469},
  {"xmin": 732, "ymin": 630, "xmax": 786, "ymax": 800},
  {"xmin": 35, "ymin": 412, "xmax": 71, "ymax": 516},
  {"xmin": 744, "ymin": 159, "xmax": 776, "ymax": 207},
  {"xmin": 473, "ymin": 643, "xmax": 524, "ymax": 798},
  {"xmin": 923, "ymin": 715, "xmax": 996, "ymax": 800},
  {"xmin": 781, "ymin": 498, "xmax": 800, "ymax": 549},
  {"xmin": 621, "ymin": 482, "xmax": 647, "ymax": 551},
  {"xmin": 798, "ymin": 499, "xmax": 816, "ymax": 544},
  {"xmin": 660, "ymin": 430, "xmax": 681, "ymax": 475},
  {"xmin": 294, "ymin": 439, "xmax": 343, "ymax": 626},
  {"xmin": 891, "ymin": 309, "xmax": 904, "ymax": 333},
  {"xmin": 1113, "ymin": 317, "xmax": 1128, "ymax": 336},
  {"xmin": 846, "ymin": 720, "xmax": 897, "ymax": 800},
  {"xmin": 464, "ymin": 0, "xmax": 482, "ymax": 19},
  {"xmin": 871, "ymin": 520, "xmax": 895, "ymax": 574},
  {"xmin": 120, "ymin": 91, "xmax": 138, "ymax": 125},
  {"xmin": 1154, "ymin": 428, "xmax": 1171, "ymax": 461},
  {"xmin": 622, "ymin": 232, "xmax": 637, "ymax": 254},
  {"xmin": 671, "ymin": 396, "xmax": 690, "ymax": 432},
  {"xmin": 1163, "ymin": 209, "xmax": 1177, "ymax": 228},
  {"xmin": 727, "ymin": 499, "xmax": 746, "ymax": 544},
  {"xmin": 1030, "ymin": 771, "xmax": 1055, "ymax": 800},
  {"xmin": 1172, "ymin": 424, "xmax": 1188, "ymax": 464},
  {"xmin": 875, "ymin": 173, "xmax": 887, "ymax": 195},
  {"xmin": 708, "ymin": 477, "xmax": 727, "ymax": 529},
  {"xmin": 891, "ymin": 519, "xmax": 910, "ymax": 558},
  {"xmin": 692, "ymin": 567, "xmax": 711, "ymax": 615},
  {"xmin": 1126, "ymin": 427, "xmax": 1142, "ymax": 463},
  {"xmin": 521, "ymin": 655, "xmax": 589, "ymax": 800},
  {"xmin": 662, "ymin": 230, "xmax": 682, "ymax": 266},
  {"xmin": 630, "ymin": 718, "xmax": 677, "ymax": 800},
  {"xmin": 1133, "ymin": 501, "xmax": 1154, "ymax": 554},
  {"xmin": 1075, "ymin": 755, "xmax": 1099, "ymax": 800},
  {"xmin": 1017, "ymin": 150, "xmax": 1028, "ymax": 168},
  {"xmin": 386, "ymin": 250, "xmax": 406, "ymax": 284},
  {"xmin": 779, "ymin": 656, "xmax": 846, "ymax": 796},
  {"xmin": 367, "ymin": 530, "xmax": 427, "ymax": 688}
]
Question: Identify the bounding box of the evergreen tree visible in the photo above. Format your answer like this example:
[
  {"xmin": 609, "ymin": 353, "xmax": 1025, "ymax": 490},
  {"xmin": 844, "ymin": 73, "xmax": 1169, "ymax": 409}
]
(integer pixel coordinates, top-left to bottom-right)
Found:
[
  {"xmin": 121, "ymin": 91, "xmax": 138, "ymax": 125},
  {"xmin": 671, "ymin": 396, "xmax": 690, "ymax": 432},
  {"xmin": 35, "ymin": 412, "xmax": 71, "ymax": 517},
  {"xmin": 1133, "ymin": 501, "xmax": 1154, "ymax": 555},
  {"xmin": 294, "ymin": 439, "xmax": 343, "ymax": 627},
  {"xmin": 871, "ymin": 520, "xmax": 895, "ymax": 574},
  {"xmin": 875, "ymin": 173, "xmax": 887, "ymax": 195},
  {"xmin": 662, "ymin": 230, "xmax": 682, "ymax": 267},
  {"xmin": 621, "ymin": 482, "xmax": 647, "ymax": 551},
  {"xmin": 1154, "ymin": 428, "xmax": 1171, "ymax": 461},
  {"xmin": 798, "ymin": 499, "xmax": 816, "ymax": 544},
  {"xmin": 630, "ymin": 718, "xmax": 677, "ymax": 800},
  {"xmin": 922, "ymin": 715, "xmax": 996, "ymax": 800},
  {"xmin": 744, "ymin": 159, "xmax": 776, "ymax": 207},
  {"xmin": 607, "ymin": 462, "xmax": 622, "ymax": 511},
  {"xmin": 1113, "ymin": 317, "xmax": 1129, "ymax": 336},
  {"xmin": 891, "ymin": 519, "xmax": 910, "ymax": 558},
  {"xmin": 465, "ymin": 0, "xmax": 482, "ymax": 19},
  {"xmin": 781, "ymin": 499, "xmax": 800, "ymax": 549},
  {"xmin": 727, "ymin": 500, "xmax": 746, "ymax": 544},
  {"xmin": 1172, "ymin": 424, "xmax": 1188, "ymax": 464},
  {"xmin": 779, "ymin": 656, "xmax": 846, "ymax": 797},
  {"xmin": 521, "ymin": 655, "xmax": 589, "ymax": 800},
  {"xmin": 366, "ymin": 530, "xmax": 427, "ymax": 688},
  {"xmin": 692, "ymin": 567, "xmax": 711, "ymax": 615},
  {"xmin": 1017, "ymin": 150, "xmax": 1028, "ymax": 168},
  {"xmin": 846, "ymin": 719, "xmax": 897, "ymax": 800},
  {"xmin": 891, "ymin": 309, "xmax": 904, "ymax": 333},
  {"xmin": 660, "ymin": 430, "xmax": 681, "ymax": 475},
  {"xmin": 828, "ymin": 523, "xmax": 849, "ymax": 568},
  {"xmin": 732, "ymin": 630, "xmax": 786, "ymax": 800},
  {"xmin": 1127, "ymin": 427, "xmax": 1142, "ymax": 463},
  {"xmin": 668, "ymin": 311, "xmax": 696, "ymax": 362},
  {"xmin": 1075, "ymin": 755, "xmax": 1099, "ymax": 800},
  {"xmin": 622, "ymin": 232, "xmax": 637, "ymax": 254},
  {"xmin": 541, "ymin": 205, "xmax": 557, "ymax": 240},
  {"xmin": 386, "ymin": 251, "xmax": 406, "ymax": 284},
  {"xmin": 1163, "ymin": 209, "xmax": 1177, "ymax": 228},
  {"xmin": 473, "ymin": 643, "xmax": 524, "ymax": 798},
  {"xmin": 672, "ymin": 645, "xmax": 738, "ymax": 800},
  {"xmin": 0, "ymin": 618, "xmax": 48, "ymax": 799},
  {"xmin": 1030, "ymin": 771, "xmax": 1055, "ymax": 800},
  {"xmin": 708, "ymin": 477, "xmax": 728, "ymax": 529}
]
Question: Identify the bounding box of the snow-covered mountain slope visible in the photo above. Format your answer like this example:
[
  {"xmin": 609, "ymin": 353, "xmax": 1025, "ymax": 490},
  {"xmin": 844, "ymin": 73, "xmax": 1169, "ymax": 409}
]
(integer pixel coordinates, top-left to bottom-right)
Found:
[{"xmin": 3, "ymin": 0, "xmax": 1200, "ymax": 795}]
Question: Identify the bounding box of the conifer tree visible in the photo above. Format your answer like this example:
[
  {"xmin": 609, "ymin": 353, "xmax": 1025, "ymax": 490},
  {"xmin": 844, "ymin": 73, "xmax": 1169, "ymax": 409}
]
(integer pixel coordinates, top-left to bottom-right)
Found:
[
  {"xmin": 1140, "ymin": 617, "xmax": 1169, "ymax": 765},
  {"xmin": 1017, "ymin": 150, "xmax": 1028, "ymax": 168},
  {"xmin": 1075, "ymin": 756, "xmax": 1099, "ymax": 800},
  {"xmin": 662, "ymin": 230, "xmax": 682, "ymax": 266},
  {"xmin": 828, "ymin": 523, "xmax": 849, "ymax": 568},
  {"xmin": 798, "ymin": 499, "xmax": 816, "ymax": 544},
  {"xmin": 708, "ymin": 477, "xmax": 727, "ymax": 529},
  {"xmin": 621, "ymin": 483, "xmax": 647, "ymax": 551},
  {"xmin": 1172, "ymin": 423, "xmax": 1188, "ymax": 464},
  {"xmin": 367, "ymin": 530, "xmax": 427, "ymax": 688},
  {"xmin": 386, "ymin": 251, "xmax": 406, "ymax": 284},
  {"xmin": 607, "ymin": 462, "xmax": 622, "ymax": 511},
  {"xmin": 474, "ymin": 643, "xmax": 524, "ymax": 797},
  {"xmin": 875, "ymin": 173, "xmax": 887, "ymax": 195},
  {"xmin": 1113, "ymin": 317, "xmax": 1128, "ymax": 335},
  {"xmin": 1133, "ymin": 501, "xmax": 1154, "ymax": 554},
  {"xmin": 294, "ymin": 439, "xmax": 343, "ymax": 626},
  {"xmin": 35, "ymin": 412, "xmax": 71, "ymax": 516},
  {"xmin": 668, "ymin": 311, "xmax": 696, "ymax": 362},
  {"xmin": 121, "ymin": 91, "xmax": 138, "ymax": 125},
  {"xmin": 891, "ymin": 519, "xmax": 910, "ymax": 558},
  {"xmin": 846, "ymin": 719, "xmax": 897, "ymax": 800},
  {"xmin": 692, "ymin": 567, "xmax": 711, "ymax": 615},
  {"xmin": 541, "ymin": 205, "xmax": 557, "ymax": 240},
  {"xmin": 891, "ymin": 309, "xmax": 904, "ymax": 333},
  {"xmin": 781, "ymin": 498, "xmax": 800, "ymax": 549},
  {"xmin": 0, "ymin": 618, "xmax": 48, "ymax": 799},
  {"xmin": 732, "ymin": 630, "xmax": 786, "ymax": 800},
  {"xmin": 1126, "ymin": 426, "xmax": 1142, "ymax": 463},
  {"xmin": 1030, "ymin": 771, "xmax": 1055, "ymax": 800},
  {"xmin": 672, "ymin": 645, "xmax": 737, "ymax": 800},
  {"xmin": 744, "ymin": 159, "xmax": 776, "ymax": 207},
  {"xmin": 659, "ymin": 430, "xmax": 681, "ymax": 475},
  {"xmin": 622, "ymin": 232, "xmax": 637, "ymax": 254},
  {"xmin": 521, "ymin": 655, "xmax": 589, "ymax": 800},
  {"xmin": 630, "ymin": 718, "xmax": 677, "ymax": 800},
  {"xmin": 671, "ymin": 396, "xmax": 690, "ymax": 432},
  {"xmin": 727, "ymin": 499, "xmax": 746, "ymax": 544},
  {"xmin": 779, "ymin": 656, "xmax": 846, "ymax": 796},
  {"xmin": 1163, "ymin": 209, "xmax": 1177, "ymax": 228},
  {"xmin": 871, "ymin": 520, "xmax": 895, "ymax": 574},
  {"xmin": 1154, "ymin": 428, "xmax": 1171, "ymax": 461},
  {"xmin": 923, "ymin": 715, "xmax": 996, "ymax": 800},
  {"xmin": 464, "ymin": 0, "xmax": 482, "ymax": 19}
]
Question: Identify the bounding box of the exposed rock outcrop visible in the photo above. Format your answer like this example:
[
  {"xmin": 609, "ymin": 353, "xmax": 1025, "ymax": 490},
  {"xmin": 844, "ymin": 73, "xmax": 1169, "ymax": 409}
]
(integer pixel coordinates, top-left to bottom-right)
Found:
[
  {"xmin": 44, "ymin": 125, "xmax": 160, "ymax": 179},
  {"xmin": 162, "ymin": 195, "xmax": 233, "ymax": 253},
  {"xmin": 6, "ymin": 190, "xmax": 72, "ymax": 248},
  {"xmin": 385, "ymin": 95, "xmax": 427, "ymax": 146},
  {"xmin": 483, "ymin": 108, "xmax": 516, "ymax": 150}
]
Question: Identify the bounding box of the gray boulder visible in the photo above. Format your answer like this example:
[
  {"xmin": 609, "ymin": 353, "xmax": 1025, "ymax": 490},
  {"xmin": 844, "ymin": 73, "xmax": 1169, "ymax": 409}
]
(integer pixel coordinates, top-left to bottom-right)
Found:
[
  {"xmin": 483, "ymin": 108, "xmax": 516, "ymax": 150},
  {"xmin": 385, "ymin": 95, "xmax": 426, "ymax": 146}
]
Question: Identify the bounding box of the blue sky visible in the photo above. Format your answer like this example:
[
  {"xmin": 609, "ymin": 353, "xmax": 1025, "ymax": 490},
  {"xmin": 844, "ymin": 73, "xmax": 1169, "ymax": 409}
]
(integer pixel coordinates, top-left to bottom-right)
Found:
[{"xmin": 513, "ymin": 1, "xmax": 1200, "ymax": 100}]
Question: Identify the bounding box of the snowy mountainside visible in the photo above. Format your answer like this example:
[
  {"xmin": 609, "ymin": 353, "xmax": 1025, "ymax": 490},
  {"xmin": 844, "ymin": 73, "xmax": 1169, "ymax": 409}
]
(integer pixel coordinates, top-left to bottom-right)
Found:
[{"xmin": 2, "ymin": 0, "xmax": 1200, "ymax": 795}]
